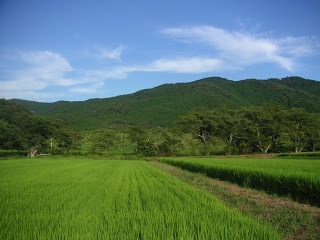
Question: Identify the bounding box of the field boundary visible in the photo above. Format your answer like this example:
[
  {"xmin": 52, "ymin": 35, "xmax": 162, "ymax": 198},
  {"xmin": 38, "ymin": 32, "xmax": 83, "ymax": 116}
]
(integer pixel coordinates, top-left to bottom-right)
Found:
[
  {"xmin": 159, "ymin": 158, "xmax": 320, "ymax": 207},
  {"xmin": 151, "ymin": 160, "xmax": 320, "ymax": 240}
]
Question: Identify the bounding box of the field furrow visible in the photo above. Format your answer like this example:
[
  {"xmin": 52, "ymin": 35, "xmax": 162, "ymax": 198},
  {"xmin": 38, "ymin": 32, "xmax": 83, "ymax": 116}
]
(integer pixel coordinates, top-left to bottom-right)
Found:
[
  {"xmin": 0, "ymin": 158, "xmax": 281, "ymax": 239},
  {"xmin": 159, "ymin": 157, "xmax": 320, "ymax": 206}
]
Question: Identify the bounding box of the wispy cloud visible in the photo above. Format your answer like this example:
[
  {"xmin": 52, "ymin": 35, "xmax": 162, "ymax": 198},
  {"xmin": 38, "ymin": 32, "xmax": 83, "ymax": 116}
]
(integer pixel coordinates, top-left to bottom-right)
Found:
[
  {"xmin": 99, "ymin": 57, "xmax": 223, "ymax": 77},
  {"xmin": 93, "ymin": 46, "xmax": 124, "ymax": 61},
  {"xmin": 69, "ymin": 82, "xmax": 104, "ymax": 94},
  {"xmin": 161, "ymin": 25, "xmax": 315, "ymax": 71},
  {"xmin": 0, "ymin": 25, "xmax": 317, "ymax": 102},
  {"xmin": 0, "ymin": 89, "xmax": 66, "ymax": 102},
  {"xmin": 1, "ymin": 50, "xmax": 75, "ymax": 92},
  {"xmin": 0, "ymin": 49, "xmax": 129, "ymax": 100},
  {"xmin": 0, "ymin": 50, "xmax": 85, "ymax": 100},
  {"xmin": 87, "ymin": 25, "xmax": 316, "ymax": 79},
  {"xmin": 143, "ymin": 57, "xmax": 222, "ymax": 73}
]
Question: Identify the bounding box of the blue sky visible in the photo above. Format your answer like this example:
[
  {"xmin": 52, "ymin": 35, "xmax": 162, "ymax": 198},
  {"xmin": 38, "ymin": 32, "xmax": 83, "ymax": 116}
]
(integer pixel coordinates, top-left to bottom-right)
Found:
[{"xmin": 0, "ymin": 0, "xmax": 319, "ymax": 102}]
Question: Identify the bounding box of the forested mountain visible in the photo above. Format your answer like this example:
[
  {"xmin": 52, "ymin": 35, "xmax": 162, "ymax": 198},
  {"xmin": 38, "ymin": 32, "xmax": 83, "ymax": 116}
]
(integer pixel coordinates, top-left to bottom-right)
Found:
[
  {"xmin": 0, "ymin": 99, "xmax": 82, "ymax": 156},
  {"xmin": 11, "ymin": 76, "xmax": 320, "ymax": 130},
  {"xmin": 0, "ymin": 99, "xmax": 56, "ymax": 156}
]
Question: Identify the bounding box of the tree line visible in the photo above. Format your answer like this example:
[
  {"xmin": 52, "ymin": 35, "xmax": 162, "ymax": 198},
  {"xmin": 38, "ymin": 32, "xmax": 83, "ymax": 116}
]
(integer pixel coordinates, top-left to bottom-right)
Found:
[
  {"xmin": 87, "ymin": 105, "xmax": 320, "ymax": 156},
  {"xmin": 178, "ymin": 105, "xmax": 320, "ymax": 155},
  {"xmin": 0, "ymin": 99, "xmax": 82, "ymax": 157},
  {"xmin": 1, "ymin": 99, "xmax": 320, "ymax": 157}
]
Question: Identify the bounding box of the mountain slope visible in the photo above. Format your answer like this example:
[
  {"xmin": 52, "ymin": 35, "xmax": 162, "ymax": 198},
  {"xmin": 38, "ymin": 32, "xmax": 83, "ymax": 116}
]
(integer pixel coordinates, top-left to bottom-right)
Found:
[
  {"xmin": 0, "ymin": 99, "xmax": 56, "ymax": 152},
  {"xmin": 12, "ymin": 76, "xmax": 320, "ymax": 130}
]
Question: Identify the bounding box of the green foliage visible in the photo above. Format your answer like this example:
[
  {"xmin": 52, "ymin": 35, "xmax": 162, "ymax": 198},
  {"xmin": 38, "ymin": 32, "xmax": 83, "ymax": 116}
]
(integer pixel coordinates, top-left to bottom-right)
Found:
[
  {"xmin": 0, "ymin": 158, "xmax": 281, "ymax": 239},
  {"xmin": 3, "ymin": 76, "xmax": 320, "ymax": 157},
  {"xmin": 88, "ymin": 129, "xmax": 117, "ymax": 153},
  {"xmin": 276, "ymin": 152, "xmax": 320, "ymax": 159},
  {"xmin": 127, "ymin": 126, "xmax": 180, "ymax": 157},
  {"xmin": 0, "ymin": 99, "xmax": 56, "ymax": 157},
  {"xmin": 160, "ymin": 157, "xmax": 320, "ymax": 206},
  {"xmin": 11, "ymin": 76, "xmax": 320, "ymax": 130},
  {"xmin": 214, "ymin": 109, "xmax": 243, "ymax": 155},
  {"xmin": 0, "ymin": 119, "xmax": 23, "ymax": 150},
  {"xmin": 177, "ymin": 110, "xmax": 217, "ymax": 155},
  {"xmin": 177, "ymin": 106, "xmax": 320, "ymax": 155},
  {"xmin": 54, "ymin": 127, "xmax": 83, "ymax": 154},
  {"xmin": 284, "ymin": 108, "xmax": 311, "ymax": 153},
  {"xmin": 0, "ymin": 99, "xmax": 84, "ymax": 157},
  {"xmin": 157, "ymin": 132, "xmax": 181, "ymax": 156}
]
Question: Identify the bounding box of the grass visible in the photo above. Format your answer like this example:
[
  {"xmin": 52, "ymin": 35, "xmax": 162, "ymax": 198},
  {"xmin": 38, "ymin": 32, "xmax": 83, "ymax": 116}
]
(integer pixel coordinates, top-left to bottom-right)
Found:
[
  {"xmin": 276, "ymin": 152, "xmax": 320, "ymax": 159},
  {"xmin": 0, "ymin": 157, "xmax": 281, "ymax": 239},
  {"xmin": 0, "ymin": 149, "xmax": 27, "ymax": 157},
  {"xmin": 159, "ymin": 157, "xmax": 320, "ymax": 206},
  {"xmin": 151, "ymin": 160, "xmax": 320, "ymax": 239}
]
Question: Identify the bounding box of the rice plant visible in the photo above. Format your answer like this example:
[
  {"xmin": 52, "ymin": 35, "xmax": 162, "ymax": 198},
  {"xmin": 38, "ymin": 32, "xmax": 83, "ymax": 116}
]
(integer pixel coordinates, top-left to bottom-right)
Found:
[
  {"xmin": 0, "ymin": 158, "xmax": 280, "ymax": 239},
  {"xmin": 159, "ymin": 157, "xmax": 320, "ymax": 206}
]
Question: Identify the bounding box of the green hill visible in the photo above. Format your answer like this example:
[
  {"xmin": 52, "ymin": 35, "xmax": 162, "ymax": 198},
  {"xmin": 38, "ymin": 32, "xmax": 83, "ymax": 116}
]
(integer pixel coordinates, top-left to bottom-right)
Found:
[
  {"xmin": 11, "ymin": 76, "xmax": 320, "ymax": 130},
  {"xmin": 0, "ymin": 99, "xmax": 57, "ymax": 154}
]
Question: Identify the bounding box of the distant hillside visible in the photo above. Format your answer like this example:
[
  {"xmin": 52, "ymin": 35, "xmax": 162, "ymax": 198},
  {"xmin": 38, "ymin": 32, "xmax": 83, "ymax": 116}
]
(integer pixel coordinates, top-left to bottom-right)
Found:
[
  {"xmin": 12, "ymin": 76, "xmax": 320, "ymax": 130},
  {"xmin": 0, "ymin": 99, "xmax": 35, "ymax": 123}
]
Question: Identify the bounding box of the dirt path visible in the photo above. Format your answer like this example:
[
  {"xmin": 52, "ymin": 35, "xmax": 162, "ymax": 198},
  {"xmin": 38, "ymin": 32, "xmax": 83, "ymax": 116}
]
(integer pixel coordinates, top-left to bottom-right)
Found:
[{"xmin": 150, "ymin": 160, "xmax": 320, "ymax": 240}]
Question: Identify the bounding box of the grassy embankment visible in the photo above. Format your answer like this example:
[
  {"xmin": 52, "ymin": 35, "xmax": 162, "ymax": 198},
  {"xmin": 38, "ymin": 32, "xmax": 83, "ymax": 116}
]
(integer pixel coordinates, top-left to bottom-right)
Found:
[{"xmin": 159, "ymin": 157, "xmax": 320, "ymax": 206}]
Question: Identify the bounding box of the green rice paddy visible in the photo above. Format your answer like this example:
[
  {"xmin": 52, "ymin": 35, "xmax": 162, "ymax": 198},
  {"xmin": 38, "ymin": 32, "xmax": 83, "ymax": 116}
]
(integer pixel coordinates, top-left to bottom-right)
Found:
[
  {"xmin": 159, "ymin": 157, "xmax": 320, "ymax": 206},
  {"xmin": 0, "ymin": 158, "xmax": 281, "ymax": 239}
]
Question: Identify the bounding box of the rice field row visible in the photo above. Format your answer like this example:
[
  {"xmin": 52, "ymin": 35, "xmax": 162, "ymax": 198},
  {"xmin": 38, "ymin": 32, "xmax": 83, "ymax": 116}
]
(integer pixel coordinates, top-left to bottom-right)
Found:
[
  {"xmin": 159, "ymin": 157, "xmax": 320, "ymax": 206},
  {"xmin": 0, "ymin": 158, "xmax": 280, "ymax": 239}
]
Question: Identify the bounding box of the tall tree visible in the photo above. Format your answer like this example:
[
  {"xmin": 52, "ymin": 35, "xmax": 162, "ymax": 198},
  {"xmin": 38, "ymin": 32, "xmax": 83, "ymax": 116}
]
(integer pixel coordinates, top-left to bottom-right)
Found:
[
  {"xmin": 0, "ymin": 99, "xmax": 60, "ymax": 157},
  {"xmin": 177, "ymin": 110, "xmax": 217, "ymax": 155},
  {"xmin": 89, "ymin": 129, "xmax": 117, "ymax": 153},
  {"xmin": 0, "ymin": 119, "xmax": 23, "ymax": 150},
  {"xmin": 21, "ymin": 115, "xmax": 54, "ymax": 157},
  {"xmin": 214, "ymin": 110, "xmax": 243, "ymax": 155},
  {"xmin": 241, "ymin": 106, "xmax": 282, "ymax": 154},
  {"xmin": 305, "ymin": 113, "xmax": 320, "ymax": 152},
  {"xmin": 284, "ymin": 108, "xmax": 309, "ymax": 153},
  {"xmin": 157, "ymin": 130, "xmax": 180, "ymax": 156},
  {"xmin": 55, "ymin": 127, "xmax": 83, "ymax": 154},
  {"xmin": 127, "ymin": 126, "xmax": 158, "ymax": 156}
]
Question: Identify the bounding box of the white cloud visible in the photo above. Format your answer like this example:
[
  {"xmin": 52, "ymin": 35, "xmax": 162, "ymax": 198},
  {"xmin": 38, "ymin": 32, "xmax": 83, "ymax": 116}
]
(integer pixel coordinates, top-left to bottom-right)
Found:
[
  {"xmin": 19, "ymin": 50, "xmax": 72, "ymax": 71},
  {"xmin": 79, "ymin": 67, "xmax": 130, "ymax": 82},
  {"xmin": 93, "ymin": 46, "xmax": 124, "ymax": 60},
  {"xmin": 277, "ymin": 36, "xmax": 315, "ymax": 56},
  {"xmin": 161, "ymin": 25, "xmax": 315, "ymax": 71},
  {"xmin": 1, "ymin": 26, "xmax": 317, "ymax": 102},
  {"xmin": 69, "ymin": 82, "xmax": 104, "ymax": 94},
  {"xmin": 146, "ymin": 57, "xmax": 222, "ymax": 73},
  {"xmin": 1, "ymin": 50, "xmax": 75, "ymax": 92},
  {"xmin": 0, "ymin": 89, "xmax": 65, "ymax": 102},
  {"xmin": 0, "ymin": 50, "xmax": 87, "ymax": 100},
  {"xmin": 98, "ymin": 57, "xmax": 223, "ymax": 77}
]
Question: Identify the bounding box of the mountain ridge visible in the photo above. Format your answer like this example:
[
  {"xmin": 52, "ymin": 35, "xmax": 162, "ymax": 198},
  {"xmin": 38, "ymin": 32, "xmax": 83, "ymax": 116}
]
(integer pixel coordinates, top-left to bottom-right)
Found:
[{"xmin": 11, "ymin": 76, "xmax": 320, "ymax": 130}]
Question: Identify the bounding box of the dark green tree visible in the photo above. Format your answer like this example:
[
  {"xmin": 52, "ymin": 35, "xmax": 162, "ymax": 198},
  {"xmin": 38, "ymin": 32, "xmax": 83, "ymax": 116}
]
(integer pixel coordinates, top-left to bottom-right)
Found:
[
  {"xmin": 0, "ymin": 119, "xmax": 23, "ymax": 150},
  {"xmin": 157, "ymin": 130, "xmax": 180, "ymax": 156},
  {"xmin": 284, "ymin": 108, "xmax": 309, "ymax": 153},
  {"xmin": 177, "ymin": 110, "xmax": 217, "ymax": 155},
  {"xmin": 21, "ymin": 115, "xmax": 54, "ymax": 157},
  {"xmin": 214, "ymin": 110, "xmax": 243, "ymax": 155},
  {"xmin": 242, "ymin": 106, "xmax": 281, "ymax": 153},
  {"xmin": 89, "ymin": 129, "xmax": 117, "ymax": 154},
  {"xmin": 127, "ymin": 126, "xmax": 159, "ymax": 156},
  {"xmin": 305, "ymin": 113, "xmax": 320, "ymax": 152},
  {"xmin": 0, "ymin": 99, "xmax": 60, "ymax": 157},
  {"xmin": 55, "ymin": 127, "xmax": 83, "ymax": 154},
  {"xmin": 128, "ymin": 126, "xmax": 147, "ymax": 153}
]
